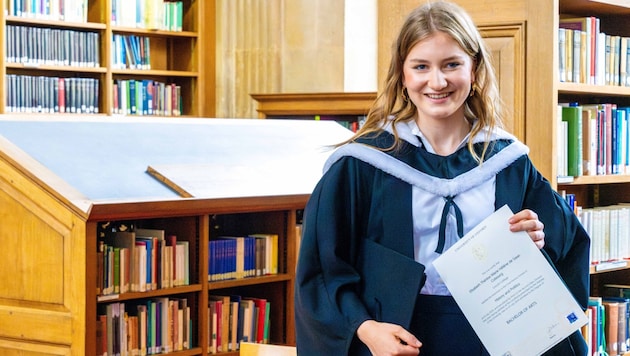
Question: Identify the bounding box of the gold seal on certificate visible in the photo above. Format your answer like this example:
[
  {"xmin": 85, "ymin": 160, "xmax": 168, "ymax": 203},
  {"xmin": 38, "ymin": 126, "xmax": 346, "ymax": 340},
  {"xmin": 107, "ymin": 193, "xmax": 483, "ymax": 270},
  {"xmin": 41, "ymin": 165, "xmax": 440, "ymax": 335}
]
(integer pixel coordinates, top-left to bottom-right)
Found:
[{"xmin": 433, "ymin": 205, "xmax": 588, "ymax": 356}]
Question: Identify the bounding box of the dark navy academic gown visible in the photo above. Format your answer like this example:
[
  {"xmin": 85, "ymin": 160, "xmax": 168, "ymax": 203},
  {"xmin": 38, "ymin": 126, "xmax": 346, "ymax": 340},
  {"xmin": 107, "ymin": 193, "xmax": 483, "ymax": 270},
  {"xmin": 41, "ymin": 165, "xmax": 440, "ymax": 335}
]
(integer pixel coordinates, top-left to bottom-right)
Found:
[{"xmin": 294, "ymin": 126, "xmax": 590, "ymax": 356}]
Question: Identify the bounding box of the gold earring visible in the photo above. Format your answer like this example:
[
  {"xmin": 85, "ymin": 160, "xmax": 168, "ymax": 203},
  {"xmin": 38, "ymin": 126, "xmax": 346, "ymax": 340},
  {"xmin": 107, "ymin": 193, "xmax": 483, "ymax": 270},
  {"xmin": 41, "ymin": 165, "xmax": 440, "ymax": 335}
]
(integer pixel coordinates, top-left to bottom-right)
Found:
[{"xmin": 469, "ymin": 83, "xmax": 478, "ymax": 97}]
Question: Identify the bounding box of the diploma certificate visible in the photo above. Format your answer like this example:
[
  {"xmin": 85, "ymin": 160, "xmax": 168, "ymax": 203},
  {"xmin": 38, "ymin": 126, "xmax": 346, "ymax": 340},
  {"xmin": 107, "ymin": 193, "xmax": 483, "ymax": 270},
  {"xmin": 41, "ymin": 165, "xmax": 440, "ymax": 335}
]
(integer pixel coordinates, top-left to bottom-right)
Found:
[{"xmin": 433, "ymin": 205, "xmax": 588, "ymax": 356}]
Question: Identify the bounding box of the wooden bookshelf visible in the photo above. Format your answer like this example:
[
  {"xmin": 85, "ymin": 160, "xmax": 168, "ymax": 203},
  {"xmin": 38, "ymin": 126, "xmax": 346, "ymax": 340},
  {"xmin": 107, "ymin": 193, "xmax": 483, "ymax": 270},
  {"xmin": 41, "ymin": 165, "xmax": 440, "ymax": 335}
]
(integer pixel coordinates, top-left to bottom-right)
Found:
[
  {"xmin": 553, "ymin": 0, "xmax": 630, "ymax": 271},
  {"xmin": 251, "ymin": 92, "xmax": 376, "ymax": 133},
  {"xmin": 251, "ymin": 92, "xmax": 376, "ymax": 118},
  {"xmin": 0, "ymin": 116, "xmax": 353, "ymax": 355},
  {"xmin": 0, "ymin": 0, "xmax": 215, "ymax": 117},
  {"xmin": 550, "ymin": 6, "xmax": 630, "ymax": 351}
]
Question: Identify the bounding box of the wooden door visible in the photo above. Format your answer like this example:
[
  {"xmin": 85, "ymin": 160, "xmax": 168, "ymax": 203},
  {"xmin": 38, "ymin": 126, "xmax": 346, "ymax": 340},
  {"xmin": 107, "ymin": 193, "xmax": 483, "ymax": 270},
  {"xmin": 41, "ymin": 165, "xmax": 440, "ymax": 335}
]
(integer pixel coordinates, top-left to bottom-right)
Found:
[{"xmin": 480, "ymin": 24, "xmax": 525, "ymax": 140}]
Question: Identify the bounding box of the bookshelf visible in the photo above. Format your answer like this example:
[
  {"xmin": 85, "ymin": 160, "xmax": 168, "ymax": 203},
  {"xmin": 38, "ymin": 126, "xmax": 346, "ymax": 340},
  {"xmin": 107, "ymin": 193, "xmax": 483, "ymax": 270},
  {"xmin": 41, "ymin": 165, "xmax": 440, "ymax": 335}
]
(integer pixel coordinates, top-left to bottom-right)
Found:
[
  {"xmin": 554, "ymin": 0, "xmax": 630, "ymax": 277},
  {"xmin": 0, "ymin": 0, "xmax": 215, "ymax": 117},
  {"xmin": 251, "ymin": 92, "xmax": 376, "ymax": 132},
  {"xmin": 523, "ymin": 0, "xmax": 630, "ymax": 354},
  {"xmin": 0, "ymin": 116, "xmax": 353, "ymax": 355}
]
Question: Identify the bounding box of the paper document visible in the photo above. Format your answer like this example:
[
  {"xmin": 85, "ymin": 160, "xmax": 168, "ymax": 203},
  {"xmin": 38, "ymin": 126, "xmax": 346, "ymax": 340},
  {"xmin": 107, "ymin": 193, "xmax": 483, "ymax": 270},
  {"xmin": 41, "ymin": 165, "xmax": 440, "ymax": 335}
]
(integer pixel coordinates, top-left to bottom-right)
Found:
[{"xmin": 433, "ymin": 205, "xmax": 587, "ymax": 356}]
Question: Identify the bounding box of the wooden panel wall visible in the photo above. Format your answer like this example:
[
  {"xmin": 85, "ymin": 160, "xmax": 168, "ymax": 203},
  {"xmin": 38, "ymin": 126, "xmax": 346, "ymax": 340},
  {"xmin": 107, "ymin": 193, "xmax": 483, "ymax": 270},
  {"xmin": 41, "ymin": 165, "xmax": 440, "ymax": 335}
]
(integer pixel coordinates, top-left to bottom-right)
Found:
[
  {"xmin": 0, "ymin": 149, "xmax": 87, "ymax": 355},
  {"xmin": 214, "ymin": 0, "xmax": 345, "ymax": 118}
]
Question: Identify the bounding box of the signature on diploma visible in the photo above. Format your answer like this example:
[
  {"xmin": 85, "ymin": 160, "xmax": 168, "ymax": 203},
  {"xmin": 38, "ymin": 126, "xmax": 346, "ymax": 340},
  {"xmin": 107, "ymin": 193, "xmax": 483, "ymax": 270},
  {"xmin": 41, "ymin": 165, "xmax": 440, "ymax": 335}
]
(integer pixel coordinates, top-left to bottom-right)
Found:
[{"xmin": 547, "ymin": 322, "xmax": 559, "ymax": 339}]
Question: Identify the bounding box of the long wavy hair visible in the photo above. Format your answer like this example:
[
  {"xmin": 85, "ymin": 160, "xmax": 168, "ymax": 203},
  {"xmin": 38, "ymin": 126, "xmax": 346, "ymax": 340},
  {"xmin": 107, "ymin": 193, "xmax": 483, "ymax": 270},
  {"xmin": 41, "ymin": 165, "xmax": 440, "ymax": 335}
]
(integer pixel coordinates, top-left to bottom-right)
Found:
[{"xmin": 344, "ymin": 1, "xmax": 504, "ymax": 163}]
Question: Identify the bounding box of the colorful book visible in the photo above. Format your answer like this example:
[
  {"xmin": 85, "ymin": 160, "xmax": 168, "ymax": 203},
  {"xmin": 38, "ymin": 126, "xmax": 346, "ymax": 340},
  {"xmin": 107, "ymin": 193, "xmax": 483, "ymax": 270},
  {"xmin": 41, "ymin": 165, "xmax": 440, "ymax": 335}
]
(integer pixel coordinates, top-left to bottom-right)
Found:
[{"xmin": 562, "ymin": 105, "xmax": 583, "ymax": 177}]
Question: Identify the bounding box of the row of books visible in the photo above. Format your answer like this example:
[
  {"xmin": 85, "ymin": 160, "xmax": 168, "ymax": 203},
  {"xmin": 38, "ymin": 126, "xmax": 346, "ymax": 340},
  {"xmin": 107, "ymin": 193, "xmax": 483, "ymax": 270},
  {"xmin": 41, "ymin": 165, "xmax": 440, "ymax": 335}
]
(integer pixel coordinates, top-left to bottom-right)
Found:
[
  {"xmin": 208, "ymin": 295, "xmax": 270, "ymax": 354},
  {"xmin": 5, "ymin": 75, "xmax": 99, "ymax": 114},
  {"xmin": 316, "ymin": 115, "xmax": 367, "ymax": 133},
  {"xmin": 5, "ymin": 25, "xmax": 100, "ymax": 67},
  {"xmin": 112, "ymin": 0, "xmax": 184, "ymax": 32},
  {"xmin": 97, "ymin": 229, "xmax": 189, "ymax": 297},
  {"xmin": 97, "ymin": 297, "xmax": 192, "ymax": 356},
  {"xmin": 112, "ymin": 34, "xmax": 151, "ymax": 70},
  {"xmin": 559, "ymin": 192, "xmax": 630, "ymax": 268},
  {"xmin": 586, "ymin": 291, "xmax": 630, "ymax": 356},
  {"xmin": 112, "ymin": 79, "xmax": 182, "ymax": 117},
  {"xmin": 578, "ymin": 204, "xmax": 630, "ymax": 266},
  {"xmin": 6, "ymin": 0, "xmax": 88, "ymax": 22},
  {"xmin": 4, "ymin": 76, "xmax": 185, "ymax": 116},
  {"xmin": 558, "ymin": 16, "xmax": 630, "ymax": 87},
  {"xmin": 557, "ymin": 103, "xmax": 630, "ymax": 177},
  {"xmin": 208, "ymin": 234, "xmax": 279, "ymax": 282}
]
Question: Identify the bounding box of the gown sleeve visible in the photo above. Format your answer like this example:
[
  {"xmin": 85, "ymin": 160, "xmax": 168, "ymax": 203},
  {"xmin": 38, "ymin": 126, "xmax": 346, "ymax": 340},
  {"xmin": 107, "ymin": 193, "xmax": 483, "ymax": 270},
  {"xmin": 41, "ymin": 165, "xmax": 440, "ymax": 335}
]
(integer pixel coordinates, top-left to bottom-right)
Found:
[{"xmin": 294, "ymin": 156, "xmax": 376, "ymax": 355}]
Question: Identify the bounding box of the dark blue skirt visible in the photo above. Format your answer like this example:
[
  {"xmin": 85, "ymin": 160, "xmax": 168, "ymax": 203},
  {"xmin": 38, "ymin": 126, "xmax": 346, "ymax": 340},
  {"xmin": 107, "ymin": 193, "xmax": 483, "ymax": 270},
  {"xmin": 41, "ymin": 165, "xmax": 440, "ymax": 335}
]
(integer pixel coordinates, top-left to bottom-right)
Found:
[
  {"xmin": 410, "ymin": 294, "xmax": 490, "ymax": 355},
  {"xmin": 409, "ymin": 294, "xmax": 587, "ymax": 356}
]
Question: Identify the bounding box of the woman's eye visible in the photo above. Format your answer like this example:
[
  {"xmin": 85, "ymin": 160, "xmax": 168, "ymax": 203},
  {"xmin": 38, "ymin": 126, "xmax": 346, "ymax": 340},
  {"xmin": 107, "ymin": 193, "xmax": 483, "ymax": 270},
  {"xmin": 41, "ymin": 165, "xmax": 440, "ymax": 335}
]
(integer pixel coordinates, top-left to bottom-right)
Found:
[
  {"xmin": 446, "ymin": 62, "xmax": 461, "ymax": 69},
  {"xmin": 414, "ymin": 64, "xmax": 427, "ymax": 70}
]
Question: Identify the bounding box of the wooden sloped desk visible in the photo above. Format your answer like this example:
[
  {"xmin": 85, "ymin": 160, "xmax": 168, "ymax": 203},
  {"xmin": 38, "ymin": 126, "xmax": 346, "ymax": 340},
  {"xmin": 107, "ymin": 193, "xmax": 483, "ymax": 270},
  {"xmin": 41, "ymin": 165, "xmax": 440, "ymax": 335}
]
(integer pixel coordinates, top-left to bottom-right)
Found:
[{"xmin": 0, "ymin": 116, "xmax": 352, "ymax": 355}]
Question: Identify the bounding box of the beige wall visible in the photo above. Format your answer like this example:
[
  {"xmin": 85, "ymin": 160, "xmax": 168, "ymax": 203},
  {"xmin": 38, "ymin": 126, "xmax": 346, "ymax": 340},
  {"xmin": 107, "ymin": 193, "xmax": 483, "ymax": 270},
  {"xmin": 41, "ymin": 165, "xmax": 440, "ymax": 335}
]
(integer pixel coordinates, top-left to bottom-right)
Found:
[
  {"xmin": 215, "ymin": 0, "xmax": 346, "ymax": 118},
  {"xmin": 282, "ymin": 1, "xmax": 345, "ymax": 92}
]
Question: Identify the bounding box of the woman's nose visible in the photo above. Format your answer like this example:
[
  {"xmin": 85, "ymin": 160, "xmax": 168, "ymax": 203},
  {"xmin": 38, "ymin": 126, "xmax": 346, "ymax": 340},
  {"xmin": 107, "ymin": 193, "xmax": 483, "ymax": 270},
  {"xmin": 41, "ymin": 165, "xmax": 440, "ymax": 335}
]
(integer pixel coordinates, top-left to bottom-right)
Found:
[{"xmin": 428, "ymin": 69, "xmax": 447, "ymax": 89}]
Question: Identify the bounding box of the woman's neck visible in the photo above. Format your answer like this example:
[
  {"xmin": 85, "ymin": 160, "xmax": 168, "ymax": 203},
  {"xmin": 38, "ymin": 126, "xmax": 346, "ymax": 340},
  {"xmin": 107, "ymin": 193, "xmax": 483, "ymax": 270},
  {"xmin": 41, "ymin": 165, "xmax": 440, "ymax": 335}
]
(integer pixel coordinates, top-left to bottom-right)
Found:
[{"xmin": 416, "ymin": 117, "xmax": 471, "ymax": 156}]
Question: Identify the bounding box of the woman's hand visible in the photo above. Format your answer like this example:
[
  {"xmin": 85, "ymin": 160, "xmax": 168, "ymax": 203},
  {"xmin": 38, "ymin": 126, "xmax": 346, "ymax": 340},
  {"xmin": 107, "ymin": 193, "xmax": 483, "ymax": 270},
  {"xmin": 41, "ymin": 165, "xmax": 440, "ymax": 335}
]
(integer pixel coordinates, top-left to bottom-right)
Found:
[
  {"xmin": 509, "ymin": 209, "xmax": 545, "ymax": 249},
  {"xmin": 357, "ymin": 320, "xmax": 421, "ymax": 355}
]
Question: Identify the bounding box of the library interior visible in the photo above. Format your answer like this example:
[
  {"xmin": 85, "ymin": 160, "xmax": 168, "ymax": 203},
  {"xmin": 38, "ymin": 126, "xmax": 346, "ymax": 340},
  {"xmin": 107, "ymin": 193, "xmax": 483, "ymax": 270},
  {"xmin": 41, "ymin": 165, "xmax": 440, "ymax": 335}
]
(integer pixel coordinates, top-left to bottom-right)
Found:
[{"xmin": 2, "ymin": 0, "xmax": 630, "ymax": 355}]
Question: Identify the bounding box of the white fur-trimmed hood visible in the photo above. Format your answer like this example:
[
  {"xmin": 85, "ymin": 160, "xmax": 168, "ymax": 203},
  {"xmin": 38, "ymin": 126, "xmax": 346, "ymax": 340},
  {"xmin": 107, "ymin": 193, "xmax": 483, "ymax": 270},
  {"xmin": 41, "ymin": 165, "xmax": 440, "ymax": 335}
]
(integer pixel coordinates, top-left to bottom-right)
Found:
[{"xmin": 323, "ymin": 121, "xmax": 529, "ymax": 197}]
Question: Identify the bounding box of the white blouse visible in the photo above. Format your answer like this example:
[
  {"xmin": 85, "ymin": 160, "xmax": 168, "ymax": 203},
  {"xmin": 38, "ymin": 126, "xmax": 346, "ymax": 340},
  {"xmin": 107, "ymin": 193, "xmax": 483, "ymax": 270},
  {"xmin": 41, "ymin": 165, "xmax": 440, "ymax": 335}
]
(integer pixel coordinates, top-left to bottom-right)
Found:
[{"xmin": 408, "ymin": 121, "xmax": 496, "ymax": 295}]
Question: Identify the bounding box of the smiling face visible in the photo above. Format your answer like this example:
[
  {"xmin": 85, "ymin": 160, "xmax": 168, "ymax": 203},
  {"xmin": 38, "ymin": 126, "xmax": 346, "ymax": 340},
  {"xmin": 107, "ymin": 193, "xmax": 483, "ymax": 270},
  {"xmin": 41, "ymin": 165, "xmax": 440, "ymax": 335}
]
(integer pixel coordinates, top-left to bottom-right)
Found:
[{"xmin": 402, "ymin": 31, "xmax": 475, "ymax": 126}]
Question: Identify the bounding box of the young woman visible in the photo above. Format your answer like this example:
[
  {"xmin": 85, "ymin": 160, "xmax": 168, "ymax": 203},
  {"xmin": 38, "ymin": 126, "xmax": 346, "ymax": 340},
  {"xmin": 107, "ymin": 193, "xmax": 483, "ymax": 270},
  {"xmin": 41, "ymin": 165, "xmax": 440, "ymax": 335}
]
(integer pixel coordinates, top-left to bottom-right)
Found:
[{"xmin": 294, "ymin": 1, "xmax": 589, "ymax": 355}]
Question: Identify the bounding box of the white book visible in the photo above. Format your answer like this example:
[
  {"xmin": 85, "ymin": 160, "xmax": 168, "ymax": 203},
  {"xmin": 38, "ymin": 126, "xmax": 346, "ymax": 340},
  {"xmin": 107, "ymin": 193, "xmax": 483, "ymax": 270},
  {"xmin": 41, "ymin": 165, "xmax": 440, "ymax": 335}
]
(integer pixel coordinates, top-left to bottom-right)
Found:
[
  {"xmin": 559, "ymin": 28, "xmax": 566, "ymax": 82},
  {"xmin": 176, "ymin": 243, "xmax": 186, "ymax": 286},
  {"xmin": 178, "ymin": 241, "xmax": 189, "ymax": 285},
  {"xmin": 618, "ymin": 207, "xmax": 630, "ymax": 259},
  {"xmin": 120, "ymin": 247, "xmax": 129, "ymax": 293},
  {"xmin": 608, "ymin": 207, "xmax": 621, "ymax": 260},
  {"xmin": 602, "ymin": 208, "xmax": 611, "ymax": 262},
  {"xmin": 558, "ymin": 113, "xmax": 568, "ymax": 177},
  {"xmin": 597, "ymin": 31, "xmax": 606, "ymax": 86},
  {"xmin": 593, "ymin": 208, "xmax": 604, "ymax": 264},
  {"xmin": 136, "ymin": 244, "xmax": 147, "ymax": 292},
  {"xmin": 582, "ymin": 105, "xmax": 599, "ymax": 176},
  {"xmin": 620, "ymin": 37, "xmax": 628, "ymax": 87},
  {"xmin": 135, "ymin": 228, "xmax": 166, "ymax": 288},
  {"xmin": 137, "ymin": 305, "xmax": 147, "ymax": 356}
]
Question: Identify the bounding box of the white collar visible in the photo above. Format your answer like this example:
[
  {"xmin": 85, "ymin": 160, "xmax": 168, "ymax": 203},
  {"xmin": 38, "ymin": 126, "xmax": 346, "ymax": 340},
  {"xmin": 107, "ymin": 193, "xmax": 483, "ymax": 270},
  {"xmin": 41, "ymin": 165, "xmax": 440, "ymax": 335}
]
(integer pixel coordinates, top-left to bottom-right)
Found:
[{"xmin": 323, "ymin": 120, "xmax": 529, "ymax": 198}]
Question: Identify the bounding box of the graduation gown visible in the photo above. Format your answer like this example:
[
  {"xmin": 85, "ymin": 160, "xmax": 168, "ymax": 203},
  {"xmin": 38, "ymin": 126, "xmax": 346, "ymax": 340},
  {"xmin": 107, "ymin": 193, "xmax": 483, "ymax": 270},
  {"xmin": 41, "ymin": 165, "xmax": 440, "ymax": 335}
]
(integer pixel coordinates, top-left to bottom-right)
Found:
[{"xmin": 294, "ymin": 123, "xmax": 590, "ymax": 355}]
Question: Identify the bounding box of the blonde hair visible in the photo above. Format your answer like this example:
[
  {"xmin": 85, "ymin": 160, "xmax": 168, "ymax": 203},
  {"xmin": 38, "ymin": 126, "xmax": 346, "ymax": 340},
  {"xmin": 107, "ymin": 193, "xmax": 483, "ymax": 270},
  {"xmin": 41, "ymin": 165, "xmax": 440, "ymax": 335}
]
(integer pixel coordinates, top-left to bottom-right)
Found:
[{"xmin": 346, "ymin": 1, "xmax": 503, "ymax": 162}]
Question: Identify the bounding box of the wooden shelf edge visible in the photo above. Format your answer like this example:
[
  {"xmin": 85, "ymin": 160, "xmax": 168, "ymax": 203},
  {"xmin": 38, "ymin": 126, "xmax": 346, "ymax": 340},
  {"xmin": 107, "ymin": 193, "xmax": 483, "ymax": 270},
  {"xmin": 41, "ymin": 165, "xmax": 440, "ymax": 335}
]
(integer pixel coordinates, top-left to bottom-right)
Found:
[
  {"xmin": 97, "ymin": 284, "xmax": 203, "ymax": 303},
  {"xmin": 591, "ymin": 260, "xmax": 630, "ymax": 274},
  {"xmin": 558, "ymin": 81, "xmax": 630, "ymax": 96},
  {"xmin": 561, "ymin": 0, "xmax": 630, "ymax": 15},
  {"xmin": 5, "ymin": 15, "xmax": 107, "ymax": 29},
  {"xmin": 251, "ymin": 92, "xmax": 377, "ymax": 117},
  {"xmin": 112, "ymin": 69, "xmax": 198, "ymax": 77},
  {"xmin": 6, "ymin": 63, "xmax": 107, "ymax": 73},
  {"xmin": 111, "ymin": 26, "xmax": 198, "ymax": 38},
  {"xmin": 558, "ymin": 174, "xmax": 630, "ymax": 185},
  {"xmin": 208, "ymin": 274, "xmax": 292, "ymax": 290},
  {"xmin": 87, "ymin": 195, "xmax": 310, "ymax": 221}
]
